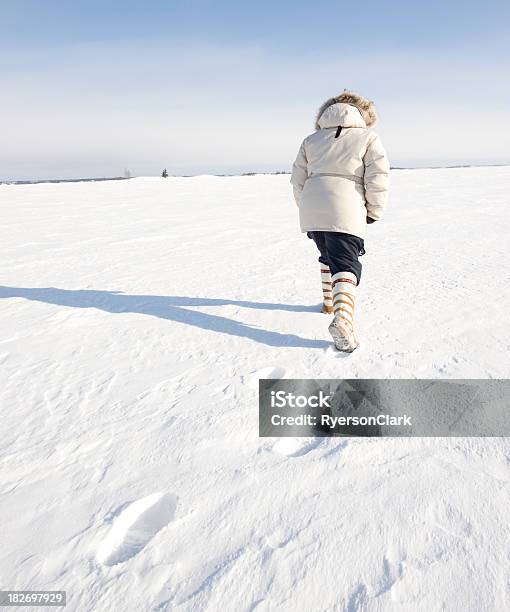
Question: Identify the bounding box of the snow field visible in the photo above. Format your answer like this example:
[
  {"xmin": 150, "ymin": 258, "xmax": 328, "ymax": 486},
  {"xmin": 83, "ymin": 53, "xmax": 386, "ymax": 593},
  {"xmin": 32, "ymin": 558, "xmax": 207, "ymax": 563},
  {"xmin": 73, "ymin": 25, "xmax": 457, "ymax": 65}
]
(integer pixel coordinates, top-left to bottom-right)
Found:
[{"xmin": 1, "ymin": 167, "xmax": 510, "ymax": 610}]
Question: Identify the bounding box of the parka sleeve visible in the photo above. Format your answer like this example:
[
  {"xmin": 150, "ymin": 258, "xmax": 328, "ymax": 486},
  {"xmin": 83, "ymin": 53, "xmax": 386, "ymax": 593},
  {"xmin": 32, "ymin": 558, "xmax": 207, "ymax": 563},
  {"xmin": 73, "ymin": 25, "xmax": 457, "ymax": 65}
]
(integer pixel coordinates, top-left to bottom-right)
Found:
[
  {"xmin": 363, "ymin": 134, "xmax": 390, "ymax": 220},
  {"xmin": 290, "ymin": 140, "xmax": 308, "ymax": 206}
]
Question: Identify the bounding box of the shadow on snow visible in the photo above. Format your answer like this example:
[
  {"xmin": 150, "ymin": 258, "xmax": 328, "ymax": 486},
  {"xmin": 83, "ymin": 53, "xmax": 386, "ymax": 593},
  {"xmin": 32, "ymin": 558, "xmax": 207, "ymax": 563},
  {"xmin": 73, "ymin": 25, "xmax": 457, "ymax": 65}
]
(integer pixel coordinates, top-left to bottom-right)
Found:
[{"xmin": 0, "ymin": 286, "xmax": 330, "ymax": 349}]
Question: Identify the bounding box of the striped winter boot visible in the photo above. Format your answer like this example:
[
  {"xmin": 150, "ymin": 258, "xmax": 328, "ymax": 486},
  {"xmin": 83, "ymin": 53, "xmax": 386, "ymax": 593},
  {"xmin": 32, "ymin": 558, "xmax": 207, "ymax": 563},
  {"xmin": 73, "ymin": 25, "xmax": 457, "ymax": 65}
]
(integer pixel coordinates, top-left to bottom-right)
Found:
[
  {"xmin": 320, "ymin": 263, "xmax": 334, "ymax": 314},
  {"xmin": 328, "ymin": 271, "xmax": 359, "ymax": 352}
]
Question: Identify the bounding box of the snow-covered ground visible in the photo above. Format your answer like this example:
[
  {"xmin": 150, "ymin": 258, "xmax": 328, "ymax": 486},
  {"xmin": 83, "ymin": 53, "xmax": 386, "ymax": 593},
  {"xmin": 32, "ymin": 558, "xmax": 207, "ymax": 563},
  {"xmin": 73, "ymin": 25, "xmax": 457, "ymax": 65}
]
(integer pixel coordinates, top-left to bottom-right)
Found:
[{"xmin": 1, "ymin": 167, "xmax": 510, "ymax": 611}]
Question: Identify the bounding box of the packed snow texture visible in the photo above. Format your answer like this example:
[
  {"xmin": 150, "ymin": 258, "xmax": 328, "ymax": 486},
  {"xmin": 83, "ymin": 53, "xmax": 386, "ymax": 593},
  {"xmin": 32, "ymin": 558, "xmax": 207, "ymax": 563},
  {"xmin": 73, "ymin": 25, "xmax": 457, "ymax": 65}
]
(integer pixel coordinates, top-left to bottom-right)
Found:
[{"xmin": 1, "ymin": 167, "xmax": 510, "ymax": 611}]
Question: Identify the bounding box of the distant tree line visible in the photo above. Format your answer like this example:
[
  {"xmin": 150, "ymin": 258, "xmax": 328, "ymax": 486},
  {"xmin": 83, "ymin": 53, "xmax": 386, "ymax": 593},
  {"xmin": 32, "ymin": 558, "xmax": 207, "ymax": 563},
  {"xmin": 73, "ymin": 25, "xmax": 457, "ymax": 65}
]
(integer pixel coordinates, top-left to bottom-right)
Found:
[{"xmin": 160, "ymin": 169, "xmax": 291, "ymax": 178}]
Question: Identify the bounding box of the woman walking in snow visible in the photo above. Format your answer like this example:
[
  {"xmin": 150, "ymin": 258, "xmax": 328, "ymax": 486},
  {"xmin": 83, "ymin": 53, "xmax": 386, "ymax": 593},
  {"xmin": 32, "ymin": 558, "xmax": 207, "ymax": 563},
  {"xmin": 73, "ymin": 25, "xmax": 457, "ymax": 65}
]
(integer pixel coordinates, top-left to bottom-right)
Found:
[{"xmin": 291, "ymin": 91, "xmax": 390, "ymax": 352}]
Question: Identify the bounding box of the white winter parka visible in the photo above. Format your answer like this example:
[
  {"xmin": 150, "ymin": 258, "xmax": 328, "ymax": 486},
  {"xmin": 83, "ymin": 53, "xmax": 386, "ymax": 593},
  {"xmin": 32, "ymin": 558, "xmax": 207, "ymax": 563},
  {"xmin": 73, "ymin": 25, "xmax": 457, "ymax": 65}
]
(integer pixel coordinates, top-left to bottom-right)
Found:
[{"xmin": 290, "ymin": 101, "xmax": 390, "ymax": 239}]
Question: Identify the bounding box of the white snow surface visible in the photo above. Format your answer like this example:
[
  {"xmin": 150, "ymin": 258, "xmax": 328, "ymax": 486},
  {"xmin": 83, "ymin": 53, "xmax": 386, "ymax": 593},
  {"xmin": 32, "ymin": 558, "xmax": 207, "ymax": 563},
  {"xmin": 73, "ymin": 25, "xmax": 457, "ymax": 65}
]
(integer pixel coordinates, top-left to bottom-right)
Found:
[{"xmin": 1, "ymin": 167, "xmax": 510, "ymax": 611}]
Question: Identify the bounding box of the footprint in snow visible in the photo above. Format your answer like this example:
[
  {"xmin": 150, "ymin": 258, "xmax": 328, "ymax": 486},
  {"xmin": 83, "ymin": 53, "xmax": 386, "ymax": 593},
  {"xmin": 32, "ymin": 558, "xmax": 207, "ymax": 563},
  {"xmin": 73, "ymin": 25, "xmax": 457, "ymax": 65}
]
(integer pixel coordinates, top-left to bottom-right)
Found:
[
  {"xmin": 97, "ymin": 492, "xmax": 178, "ymax": 566},
  {"xmin": 272, "ymin": 437, "xmax": 321, "ymax": 457},
  {"xmin": 247, "ymin": 365, "xmax": 288, "ymax": 390}
]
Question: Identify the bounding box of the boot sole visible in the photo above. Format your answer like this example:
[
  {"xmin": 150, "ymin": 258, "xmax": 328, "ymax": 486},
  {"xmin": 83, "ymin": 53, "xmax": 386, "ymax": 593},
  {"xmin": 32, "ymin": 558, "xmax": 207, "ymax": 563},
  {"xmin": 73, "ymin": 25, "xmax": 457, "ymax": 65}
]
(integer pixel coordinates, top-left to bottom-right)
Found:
[{"xmin": 328, "ymin": 320, "xmax": 358, "ymax": 353}]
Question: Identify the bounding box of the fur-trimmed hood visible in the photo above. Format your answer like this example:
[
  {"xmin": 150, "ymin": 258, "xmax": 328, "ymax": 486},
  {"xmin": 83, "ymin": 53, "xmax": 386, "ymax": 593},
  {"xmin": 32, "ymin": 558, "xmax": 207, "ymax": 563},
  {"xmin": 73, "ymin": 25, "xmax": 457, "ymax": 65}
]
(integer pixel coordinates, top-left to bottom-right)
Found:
[
  {"xmin": 317, "ymin": 103, "xmax": 366, "ymax": 130},
  {"xmin": 315, "ymin": 91, "xmax": 378, "ymax": 130}
]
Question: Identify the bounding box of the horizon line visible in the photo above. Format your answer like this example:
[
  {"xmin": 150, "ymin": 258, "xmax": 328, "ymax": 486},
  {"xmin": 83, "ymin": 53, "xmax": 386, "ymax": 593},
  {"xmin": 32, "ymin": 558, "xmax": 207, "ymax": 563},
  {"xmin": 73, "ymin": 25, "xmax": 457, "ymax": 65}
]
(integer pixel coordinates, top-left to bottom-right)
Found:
[{"xmin": 1, "ymin": 163, "xmax": 510, "ymax": 186}]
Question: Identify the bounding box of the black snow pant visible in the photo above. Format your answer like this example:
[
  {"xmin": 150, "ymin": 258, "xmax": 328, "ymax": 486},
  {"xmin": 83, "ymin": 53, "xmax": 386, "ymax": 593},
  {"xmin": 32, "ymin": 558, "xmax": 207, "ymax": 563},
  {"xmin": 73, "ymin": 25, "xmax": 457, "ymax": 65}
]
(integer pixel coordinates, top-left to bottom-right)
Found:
[{"xmin": 307, "ymin": 231, "xmax": 365, "ymax": 285}]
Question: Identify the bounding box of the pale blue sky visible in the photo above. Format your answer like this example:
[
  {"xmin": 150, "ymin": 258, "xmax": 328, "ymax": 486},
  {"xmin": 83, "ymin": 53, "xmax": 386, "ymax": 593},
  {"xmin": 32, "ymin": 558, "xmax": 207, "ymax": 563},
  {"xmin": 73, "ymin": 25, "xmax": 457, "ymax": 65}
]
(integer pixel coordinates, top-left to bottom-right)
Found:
[{"xmin": 1, "ymin": 0, "xmax": 509, "ymax": 179}]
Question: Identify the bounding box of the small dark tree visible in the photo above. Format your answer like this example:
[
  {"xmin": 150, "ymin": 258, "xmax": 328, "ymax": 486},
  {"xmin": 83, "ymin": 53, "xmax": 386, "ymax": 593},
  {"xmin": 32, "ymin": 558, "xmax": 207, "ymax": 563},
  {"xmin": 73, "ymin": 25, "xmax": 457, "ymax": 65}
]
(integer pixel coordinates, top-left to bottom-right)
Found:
[{"xmin": 161, "ymin": 168, "xmax": 168, "ymax": 178}]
